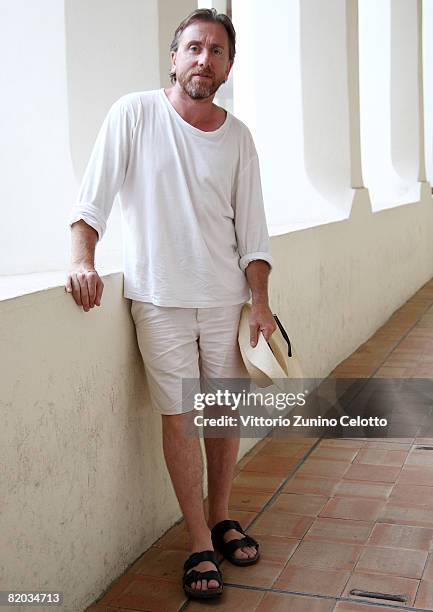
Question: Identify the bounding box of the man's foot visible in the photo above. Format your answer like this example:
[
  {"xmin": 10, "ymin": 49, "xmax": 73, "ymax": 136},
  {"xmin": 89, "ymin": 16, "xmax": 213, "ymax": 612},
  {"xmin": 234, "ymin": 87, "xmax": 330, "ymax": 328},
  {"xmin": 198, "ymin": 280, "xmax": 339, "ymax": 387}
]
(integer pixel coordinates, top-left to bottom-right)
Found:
[
  {"xmin": 185, "ymin": 557, "xmax": 220, "ymax": 591},
  {"xmin": 183, "ymin": 549, "xmax": 223, "ymax": 599},
  {"xmin": 221, "ymin": 528, "xmax": 258, "ymax": 560},
  {"xmin": 210, "ymin": 519, "xmax": 260, "ymax": 566}
]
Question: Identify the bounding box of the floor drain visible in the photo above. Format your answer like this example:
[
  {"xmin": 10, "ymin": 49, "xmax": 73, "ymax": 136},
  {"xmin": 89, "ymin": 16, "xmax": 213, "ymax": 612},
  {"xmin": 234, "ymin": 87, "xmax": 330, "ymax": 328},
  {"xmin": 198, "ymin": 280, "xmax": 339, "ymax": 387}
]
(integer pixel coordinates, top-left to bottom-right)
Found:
[{"xmin": 350, "ymin": 589, "xmax": 407, "ymax": 603}]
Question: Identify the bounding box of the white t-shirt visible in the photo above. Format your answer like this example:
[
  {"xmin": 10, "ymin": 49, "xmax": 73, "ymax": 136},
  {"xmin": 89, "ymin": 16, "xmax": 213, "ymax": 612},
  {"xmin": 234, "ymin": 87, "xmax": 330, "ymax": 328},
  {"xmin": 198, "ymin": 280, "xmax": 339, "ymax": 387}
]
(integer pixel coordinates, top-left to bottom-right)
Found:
[{"xmin": 69, "ymin": 88, "xmax": 273, "ymax": 307}]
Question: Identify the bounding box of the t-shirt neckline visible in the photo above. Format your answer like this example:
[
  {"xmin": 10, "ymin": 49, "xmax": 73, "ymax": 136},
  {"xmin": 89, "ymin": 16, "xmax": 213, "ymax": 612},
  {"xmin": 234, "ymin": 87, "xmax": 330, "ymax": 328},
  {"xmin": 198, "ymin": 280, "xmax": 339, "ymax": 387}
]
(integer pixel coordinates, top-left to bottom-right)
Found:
[{"xmin": 159, "ymin": 88, "xmax": 230, "ymax": 137}]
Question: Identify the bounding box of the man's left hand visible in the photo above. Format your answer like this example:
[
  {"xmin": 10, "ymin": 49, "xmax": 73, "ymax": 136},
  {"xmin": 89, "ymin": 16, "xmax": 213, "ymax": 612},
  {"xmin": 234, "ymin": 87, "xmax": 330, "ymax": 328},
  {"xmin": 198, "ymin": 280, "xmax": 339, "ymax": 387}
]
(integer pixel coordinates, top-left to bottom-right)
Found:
[{"xmin": 249, "ymin": 303, "xmax": 277, "ymax": 347}]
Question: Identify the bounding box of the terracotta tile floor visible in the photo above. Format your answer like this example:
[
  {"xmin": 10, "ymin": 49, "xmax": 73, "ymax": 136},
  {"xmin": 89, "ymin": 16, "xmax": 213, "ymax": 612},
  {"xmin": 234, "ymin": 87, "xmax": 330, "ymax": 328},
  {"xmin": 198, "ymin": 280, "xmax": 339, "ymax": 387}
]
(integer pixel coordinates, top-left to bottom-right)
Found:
[{"xmin": 87, "ymin": 279, "xmax": 433, "ymax": 611}]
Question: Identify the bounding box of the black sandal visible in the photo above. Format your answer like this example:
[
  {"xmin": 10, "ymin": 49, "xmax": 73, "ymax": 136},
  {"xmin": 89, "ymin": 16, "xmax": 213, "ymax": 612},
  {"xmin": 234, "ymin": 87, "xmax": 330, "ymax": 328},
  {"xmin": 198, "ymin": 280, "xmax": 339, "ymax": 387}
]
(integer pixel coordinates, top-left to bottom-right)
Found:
[
  {"xmin": 182, "ymin": 550, "xmax": 223, "ymax": 599},
  {"xmin": 211, "ymin": 519, "xmax": 260, "ymax": 566}
]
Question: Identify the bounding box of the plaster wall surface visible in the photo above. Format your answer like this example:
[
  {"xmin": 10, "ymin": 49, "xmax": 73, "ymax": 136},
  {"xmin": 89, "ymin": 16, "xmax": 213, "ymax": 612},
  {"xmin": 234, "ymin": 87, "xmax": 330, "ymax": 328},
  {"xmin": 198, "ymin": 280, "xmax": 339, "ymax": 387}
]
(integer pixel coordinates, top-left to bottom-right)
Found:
[
  {"xmin": 270, "ymin": 184, "xmax": 433, "ymax": 377},
  {"xmin": 0, "ymin": 274, "xmax": 258, "ymax": 610}
]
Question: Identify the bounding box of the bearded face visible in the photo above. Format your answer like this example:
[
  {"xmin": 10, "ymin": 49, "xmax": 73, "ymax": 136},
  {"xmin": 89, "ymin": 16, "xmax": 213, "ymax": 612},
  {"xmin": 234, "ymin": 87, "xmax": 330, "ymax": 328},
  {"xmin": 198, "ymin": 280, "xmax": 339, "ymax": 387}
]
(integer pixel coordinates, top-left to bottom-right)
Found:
[
  {"xmin": 176, "ymin": 67, "xmax": 226, "ymax": 100},
  {"xmin": 171, "ymin": 21, "xmax": 232, "ymax": 100}
]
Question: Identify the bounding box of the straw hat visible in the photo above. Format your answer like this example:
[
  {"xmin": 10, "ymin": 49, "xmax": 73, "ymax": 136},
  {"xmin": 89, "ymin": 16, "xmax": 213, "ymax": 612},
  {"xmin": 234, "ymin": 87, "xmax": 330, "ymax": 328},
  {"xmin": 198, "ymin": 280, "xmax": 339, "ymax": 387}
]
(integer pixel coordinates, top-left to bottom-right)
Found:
[{"xmin": 238, "ymin": 303, "xmax": 303, "ymax": 387}]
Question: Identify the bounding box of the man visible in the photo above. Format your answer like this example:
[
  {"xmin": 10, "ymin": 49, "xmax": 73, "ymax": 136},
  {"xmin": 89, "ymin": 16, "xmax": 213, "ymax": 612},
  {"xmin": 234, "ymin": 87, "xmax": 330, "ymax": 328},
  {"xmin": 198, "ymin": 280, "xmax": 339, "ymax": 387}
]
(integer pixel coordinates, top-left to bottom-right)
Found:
[{"xmin": 66, "ymin": 8, "xmax": 275, "ymax": 600}]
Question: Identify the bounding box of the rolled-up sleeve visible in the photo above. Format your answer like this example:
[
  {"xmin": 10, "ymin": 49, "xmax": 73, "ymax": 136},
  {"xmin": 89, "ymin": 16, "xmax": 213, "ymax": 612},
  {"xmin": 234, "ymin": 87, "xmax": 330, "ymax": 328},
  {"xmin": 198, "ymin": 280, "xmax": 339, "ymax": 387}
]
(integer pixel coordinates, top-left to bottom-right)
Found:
[
  {"xmin": 233, "ymin": 152, "xmax": 274, "ymax": 273},
  {"xmin": 68, "ymin": 96, "xmax": 135, "ymax": 241}
]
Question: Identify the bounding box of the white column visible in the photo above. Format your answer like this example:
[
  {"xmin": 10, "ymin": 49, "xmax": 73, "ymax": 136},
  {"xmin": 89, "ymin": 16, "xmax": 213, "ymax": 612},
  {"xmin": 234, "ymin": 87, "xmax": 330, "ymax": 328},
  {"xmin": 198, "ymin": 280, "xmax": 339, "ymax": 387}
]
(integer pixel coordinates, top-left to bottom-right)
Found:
[
  {"xmin": 232, "ymin": 0, "xmax": 355, "ymax": 235},
  {"xmin": 423, "ymin": 0, "xmax": 433, "ymax": 184},
  {"xmin": 359, "ymin": 0, "xmax": 421, "ymax": 210}
]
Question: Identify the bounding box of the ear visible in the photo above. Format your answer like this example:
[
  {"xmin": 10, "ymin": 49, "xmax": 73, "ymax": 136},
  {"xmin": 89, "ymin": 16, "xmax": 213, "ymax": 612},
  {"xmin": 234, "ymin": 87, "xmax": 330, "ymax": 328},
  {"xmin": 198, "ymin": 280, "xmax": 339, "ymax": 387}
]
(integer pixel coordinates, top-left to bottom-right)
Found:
[
  {"xmin": 225, "ymin": 61, "xmax": 233, "ymax": 82},
  {"xmin": 170, "ymin": 50, "xmax": 177, "ymax": 71}
]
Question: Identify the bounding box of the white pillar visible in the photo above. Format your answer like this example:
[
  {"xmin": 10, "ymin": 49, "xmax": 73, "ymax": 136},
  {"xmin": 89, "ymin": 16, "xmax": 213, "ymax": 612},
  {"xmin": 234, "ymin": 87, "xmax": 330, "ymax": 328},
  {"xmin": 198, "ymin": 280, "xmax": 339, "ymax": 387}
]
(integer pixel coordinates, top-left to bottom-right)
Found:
[
  {"xmin": 359, "ymin": 0, "xmax": 421, "ymax": 210},
  {"xmin": 423, "ymin": 0, "xmax": 433, "ymax": 184},
  {"xmin": 232, "ymin": 0, "xmax": 355, "ymax": 235}
]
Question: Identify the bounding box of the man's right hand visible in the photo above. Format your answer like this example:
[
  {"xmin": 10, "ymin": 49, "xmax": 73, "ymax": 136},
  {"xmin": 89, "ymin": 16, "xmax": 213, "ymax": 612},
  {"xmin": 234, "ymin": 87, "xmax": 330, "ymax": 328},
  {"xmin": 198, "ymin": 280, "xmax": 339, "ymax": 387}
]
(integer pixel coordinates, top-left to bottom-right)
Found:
[{"xmin": 65, "ymin": 265, "xmax": 104, "ymax": 312}]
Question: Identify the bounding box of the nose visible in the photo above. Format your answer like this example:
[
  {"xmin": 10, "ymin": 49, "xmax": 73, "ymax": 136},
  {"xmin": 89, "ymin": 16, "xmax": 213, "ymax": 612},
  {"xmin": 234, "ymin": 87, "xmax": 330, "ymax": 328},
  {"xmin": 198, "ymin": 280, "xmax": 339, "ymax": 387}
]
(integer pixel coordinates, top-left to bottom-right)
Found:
[{"xmin": 197, "ymin": 48, "xmax": 212, "ymax": 68}]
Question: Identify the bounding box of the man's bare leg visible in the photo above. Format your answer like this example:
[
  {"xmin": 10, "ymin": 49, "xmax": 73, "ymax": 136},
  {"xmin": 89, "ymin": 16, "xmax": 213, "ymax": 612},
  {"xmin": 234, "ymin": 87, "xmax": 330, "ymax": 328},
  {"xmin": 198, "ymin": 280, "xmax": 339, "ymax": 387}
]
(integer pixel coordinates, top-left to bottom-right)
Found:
[
  {"xmin": 161, "ymin": 412, "xmax": 219, "ymax": 592},
  {"xmin": 204, "ymin": 433, "xmax": 257, "ymax": 560}
]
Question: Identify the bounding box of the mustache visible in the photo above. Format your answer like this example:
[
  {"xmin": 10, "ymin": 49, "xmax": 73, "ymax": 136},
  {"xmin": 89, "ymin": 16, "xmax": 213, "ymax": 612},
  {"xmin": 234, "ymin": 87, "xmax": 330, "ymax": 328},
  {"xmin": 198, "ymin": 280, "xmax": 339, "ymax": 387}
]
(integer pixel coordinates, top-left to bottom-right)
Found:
[{"xmin": 189, "ymin": 70, "xmax": 214, "ymax": 78}]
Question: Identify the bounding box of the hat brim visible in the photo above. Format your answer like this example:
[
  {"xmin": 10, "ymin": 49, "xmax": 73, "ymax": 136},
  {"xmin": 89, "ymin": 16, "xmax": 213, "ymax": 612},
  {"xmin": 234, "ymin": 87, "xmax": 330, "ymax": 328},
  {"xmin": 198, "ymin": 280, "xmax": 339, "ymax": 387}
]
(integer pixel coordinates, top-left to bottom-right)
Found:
[{"xmin": 238, "ymin": 303, "xmax": 303, "ymax": 387}]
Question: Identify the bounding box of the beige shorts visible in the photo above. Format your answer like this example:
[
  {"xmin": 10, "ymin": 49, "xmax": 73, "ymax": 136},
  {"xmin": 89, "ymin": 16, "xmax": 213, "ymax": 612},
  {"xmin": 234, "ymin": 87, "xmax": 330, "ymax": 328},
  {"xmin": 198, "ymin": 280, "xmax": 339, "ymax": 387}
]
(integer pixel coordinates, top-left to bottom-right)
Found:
[{"xmin": 131, "ymin": 300, "xmax": 250, "ymax": 415}]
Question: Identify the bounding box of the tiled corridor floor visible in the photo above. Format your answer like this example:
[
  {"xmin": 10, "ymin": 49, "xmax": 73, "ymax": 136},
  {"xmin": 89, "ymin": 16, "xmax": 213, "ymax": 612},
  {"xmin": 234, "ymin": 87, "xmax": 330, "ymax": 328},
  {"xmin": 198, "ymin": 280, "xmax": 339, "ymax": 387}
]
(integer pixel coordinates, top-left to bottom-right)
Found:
[{"xmin": 88, "ymin": 279, "xmax": 433, "ymax": 611}]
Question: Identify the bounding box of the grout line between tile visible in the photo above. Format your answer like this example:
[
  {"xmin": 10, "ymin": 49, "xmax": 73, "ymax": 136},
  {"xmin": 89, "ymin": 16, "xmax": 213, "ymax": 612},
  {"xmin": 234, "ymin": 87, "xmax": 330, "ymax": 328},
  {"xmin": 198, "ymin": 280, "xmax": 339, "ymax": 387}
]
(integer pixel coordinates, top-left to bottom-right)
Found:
[
  {"xmin": 243, "ymin": 438, "xmax": 324, "ymax": 530},
  {"xmin": 368, "ymin": 298, "xmax": 433, "ymax": 379},
  {"xmin": 182, "ymin": 582, "xmax": 433, "ymax": 612},
  {"xmin": 413, "ymin": 551, "xmax": 428, "ymax": 608}
]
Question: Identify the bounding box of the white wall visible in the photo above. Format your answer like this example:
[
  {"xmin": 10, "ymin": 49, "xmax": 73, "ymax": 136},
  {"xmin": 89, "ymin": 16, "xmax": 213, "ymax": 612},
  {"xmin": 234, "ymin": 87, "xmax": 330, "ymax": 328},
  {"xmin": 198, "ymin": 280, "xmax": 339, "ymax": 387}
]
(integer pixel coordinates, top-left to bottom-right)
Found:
[
  {"xmin": 65, "ymin": 0, "xmax": 160, "ymax": 179},
  {"xmin": 158, "ymin": 0, "xmax": 198, "ymax": 88},
  {"xmin": 0, "ymin": 0, "xmax": 77, "ymax": 275},
  {"xmin": 0, "ymin": 0, "xmax": 196, "ymax": 276},
  {"xmin": 65, "ymin": 0, "xmax": 161, "ymax": 273}
]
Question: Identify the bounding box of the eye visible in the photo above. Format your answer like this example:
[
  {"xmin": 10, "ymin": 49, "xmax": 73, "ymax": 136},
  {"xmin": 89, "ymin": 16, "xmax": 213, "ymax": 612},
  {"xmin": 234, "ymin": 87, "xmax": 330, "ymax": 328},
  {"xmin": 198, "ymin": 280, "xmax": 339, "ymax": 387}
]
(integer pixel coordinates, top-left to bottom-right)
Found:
[
  {"xmin": 189, "ymin": 45, "xmax": 199, "ymax": 52},
  {"xmin": 214, "ymin": 48, "xmax": 223, "ymax": 55}
]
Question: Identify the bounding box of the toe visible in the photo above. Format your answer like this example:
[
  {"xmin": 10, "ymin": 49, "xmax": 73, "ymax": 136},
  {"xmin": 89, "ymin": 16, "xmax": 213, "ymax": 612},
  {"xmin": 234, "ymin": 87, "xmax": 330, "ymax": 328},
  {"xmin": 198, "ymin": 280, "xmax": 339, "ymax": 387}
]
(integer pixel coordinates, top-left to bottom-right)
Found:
[
  {"xmin": 187, "ymin": 560, "xmax": 221, "ymax": 593},
  {"xmin": 239, "ymin": 546, "xmax": 256, "ymax": 558}
]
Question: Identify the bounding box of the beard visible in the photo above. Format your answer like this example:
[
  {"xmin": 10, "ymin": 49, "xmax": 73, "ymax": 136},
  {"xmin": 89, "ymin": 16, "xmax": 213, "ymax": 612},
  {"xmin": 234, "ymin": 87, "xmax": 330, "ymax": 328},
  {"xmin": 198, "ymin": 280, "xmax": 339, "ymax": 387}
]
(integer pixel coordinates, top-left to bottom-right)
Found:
[{"xmin": 176, "ymin": 68, "xmax": 225, "ymax": 100}]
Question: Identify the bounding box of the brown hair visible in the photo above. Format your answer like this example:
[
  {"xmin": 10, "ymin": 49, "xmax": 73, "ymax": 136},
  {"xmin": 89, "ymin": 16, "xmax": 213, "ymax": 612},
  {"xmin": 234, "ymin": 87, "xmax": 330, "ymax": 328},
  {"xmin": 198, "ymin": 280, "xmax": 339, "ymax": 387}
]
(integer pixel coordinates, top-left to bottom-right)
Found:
[{"xmin": 169, "ymin": 8, "xmax": 236, "ymax": 84}]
